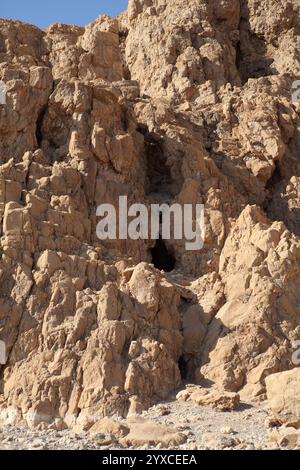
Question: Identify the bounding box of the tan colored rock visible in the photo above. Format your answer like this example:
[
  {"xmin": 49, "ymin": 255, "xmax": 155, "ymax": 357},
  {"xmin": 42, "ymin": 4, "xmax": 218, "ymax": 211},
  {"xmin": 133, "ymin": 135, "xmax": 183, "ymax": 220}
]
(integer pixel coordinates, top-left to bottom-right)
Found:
[
  {"xmin": 266, "ymin": 369, "xmax": 300, "ymax": 429},
  {"xmin": 268, "ymin": 428, "xmax": 300, "ymax": 450},
  {"xmin": 198, "ymin": 206, "xmax": 300, "ymax": 399},
  {"xmin": 126, "ymin": 0, "xmax": 241, "ymax": 102},
  {"xmin": 120, "ymin": 418, "xmax": 187, "ymax": 448},
  {"xmin": 0, "ymin": 1, "xmax": 300, "ymax": 434},
  {"xmin": 88, "ymin": 418, "xmax": 129, "ymax": 438},
  {"xmin": 177, "ymin": 386, "xmax": 240, "ymax": 412},
  {"xmin": 201, "ymin": 432, "xmax": 241, "ymax": 450}
]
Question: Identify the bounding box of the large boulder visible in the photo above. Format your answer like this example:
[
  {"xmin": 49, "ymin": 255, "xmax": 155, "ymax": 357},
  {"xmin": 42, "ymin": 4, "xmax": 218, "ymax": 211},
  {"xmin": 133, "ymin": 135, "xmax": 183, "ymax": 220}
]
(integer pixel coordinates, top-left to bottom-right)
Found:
[{"xmin": 266, "ymin": 369, "xmax": 300, "ymax": 428}]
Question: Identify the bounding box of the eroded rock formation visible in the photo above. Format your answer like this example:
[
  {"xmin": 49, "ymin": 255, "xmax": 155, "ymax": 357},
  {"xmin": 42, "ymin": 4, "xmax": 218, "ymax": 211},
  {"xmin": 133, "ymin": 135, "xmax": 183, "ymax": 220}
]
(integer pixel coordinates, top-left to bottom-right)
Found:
[{"xmin": 0, "ymin": 0, "xmax": 300, "ymax": 430}]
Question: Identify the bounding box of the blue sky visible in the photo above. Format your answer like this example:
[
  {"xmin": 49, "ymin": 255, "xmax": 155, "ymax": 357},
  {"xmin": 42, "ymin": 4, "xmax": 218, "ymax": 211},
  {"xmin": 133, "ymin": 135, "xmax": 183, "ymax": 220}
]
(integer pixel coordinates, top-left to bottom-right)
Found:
[{"xmin": 0, "ymin": 1, "xmax": 128, "ymax": 29}]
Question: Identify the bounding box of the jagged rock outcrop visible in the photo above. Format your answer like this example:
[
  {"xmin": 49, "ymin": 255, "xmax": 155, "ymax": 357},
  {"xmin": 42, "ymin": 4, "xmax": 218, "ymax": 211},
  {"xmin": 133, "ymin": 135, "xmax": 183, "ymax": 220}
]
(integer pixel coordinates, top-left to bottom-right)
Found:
[
  {"xmin": 0, "ymin": 0, "xmax": 300, "ymax": 430},
  {"xmin": 197, "ymin": 205, "xmax": 300, "ymax": 400}
]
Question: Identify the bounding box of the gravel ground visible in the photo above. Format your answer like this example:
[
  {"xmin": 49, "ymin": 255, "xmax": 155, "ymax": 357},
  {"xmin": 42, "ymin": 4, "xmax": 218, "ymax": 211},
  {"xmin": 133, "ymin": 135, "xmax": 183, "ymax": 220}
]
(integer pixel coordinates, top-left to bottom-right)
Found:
[{"xmin": 0, "ymin": 397, "xmax": 272, "ymax": 450}]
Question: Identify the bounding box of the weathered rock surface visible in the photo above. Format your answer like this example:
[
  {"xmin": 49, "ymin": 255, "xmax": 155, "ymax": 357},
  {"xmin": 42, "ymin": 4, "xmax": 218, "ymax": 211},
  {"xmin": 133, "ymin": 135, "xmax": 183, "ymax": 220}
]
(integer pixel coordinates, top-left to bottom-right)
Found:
[
  {"xmin": 177, "ymin": 386, "xmax": 240, "ymax": 411},
  {"xmin": 88, "ymin": 417, "xmax": 129, "ymax": 438},
  {"xmin": 268, "ymin": 427, "xmax": 300, "ymax": 450},
  {"xmin": 266, "ymin": 369, "xmax": 300, "ymax": 428},
  {"xmin": 0, "ymin": 0, "xmax": 300, "ymax": 438},
  {"xmin": 120, "ymin": 418, "xmax": 187, "ymax": 447}
]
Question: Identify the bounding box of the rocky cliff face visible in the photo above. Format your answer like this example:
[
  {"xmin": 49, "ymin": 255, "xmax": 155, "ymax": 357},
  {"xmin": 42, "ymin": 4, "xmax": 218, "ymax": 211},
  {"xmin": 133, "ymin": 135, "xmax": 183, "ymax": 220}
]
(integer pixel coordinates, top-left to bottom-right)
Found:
[{"xmin": 0, "ymin": 0, "xmax": 300, "ymax": 431}]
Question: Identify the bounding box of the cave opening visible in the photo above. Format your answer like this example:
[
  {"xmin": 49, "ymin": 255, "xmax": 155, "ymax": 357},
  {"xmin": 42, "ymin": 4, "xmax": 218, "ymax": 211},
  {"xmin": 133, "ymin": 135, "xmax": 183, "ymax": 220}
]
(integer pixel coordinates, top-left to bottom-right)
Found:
[
  {"xmin": 266, "ymin": 160, "xmax": 282, "ymax": 190},
  {"xmin": 235, "ymin": 34, "xmax": 276, "ymax": 84},
  {"xmin": 151, "ymin": 238, "xmax": 176, "ymax": 272},
  {"xmin": 178, "ymin": 355, "xmax": 189, "ymax": 380},
  {"xmin": 137, "ymin": 126, "xmax": 173, "ymax": 196},
  {"xmin": 146, "ymin": 138, "xmax": 172, "ymax": 194},
  {"xmin": 36, "ymin": 106, "xmax": 47, "ymax": 147}
]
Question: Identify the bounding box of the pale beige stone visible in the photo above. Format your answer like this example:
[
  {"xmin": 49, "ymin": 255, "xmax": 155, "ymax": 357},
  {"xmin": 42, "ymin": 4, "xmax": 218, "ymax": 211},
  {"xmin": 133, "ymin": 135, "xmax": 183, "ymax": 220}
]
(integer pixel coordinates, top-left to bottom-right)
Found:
[
  {"xmin": 120, "ymin": 418, "xmax": 187, "ymax": 447},
  {"xmin": 266, "ymin": 369, "xmax": 300, "ymax": 429}
]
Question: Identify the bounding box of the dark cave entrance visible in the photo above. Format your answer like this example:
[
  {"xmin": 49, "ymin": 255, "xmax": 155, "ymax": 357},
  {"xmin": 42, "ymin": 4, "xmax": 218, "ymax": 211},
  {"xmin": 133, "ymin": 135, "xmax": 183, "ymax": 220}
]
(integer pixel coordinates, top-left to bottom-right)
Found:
[
  {"xmin": 138, "ymin": 125, "xmax": 174, "ymax": 196},
  {"xmin": 266, "ymin": 160, "xmax": 282, "ymax": 190},
  {"xmin": 36, "ymin": 106, "xmax": 47, "ymax": 147},
  {"xmin": 146, "ymin": 138, "xmax": 172, "ymax": 194},
  {"xmin": 178, "ymin": 355, "xmax": 189, "ymax": 380},
  {"xmin": 151, "ymin": 238, "xmax": 176, "ymax": 272}
]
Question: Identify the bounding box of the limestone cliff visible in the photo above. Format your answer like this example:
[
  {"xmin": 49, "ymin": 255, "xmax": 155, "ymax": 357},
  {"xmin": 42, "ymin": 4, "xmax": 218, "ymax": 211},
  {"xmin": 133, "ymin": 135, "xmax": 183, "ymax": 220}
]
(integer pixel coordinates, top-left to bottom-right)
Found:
[{"xmin": 0, "ymin": 0, "xmax": 300, "ymax": 431}]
